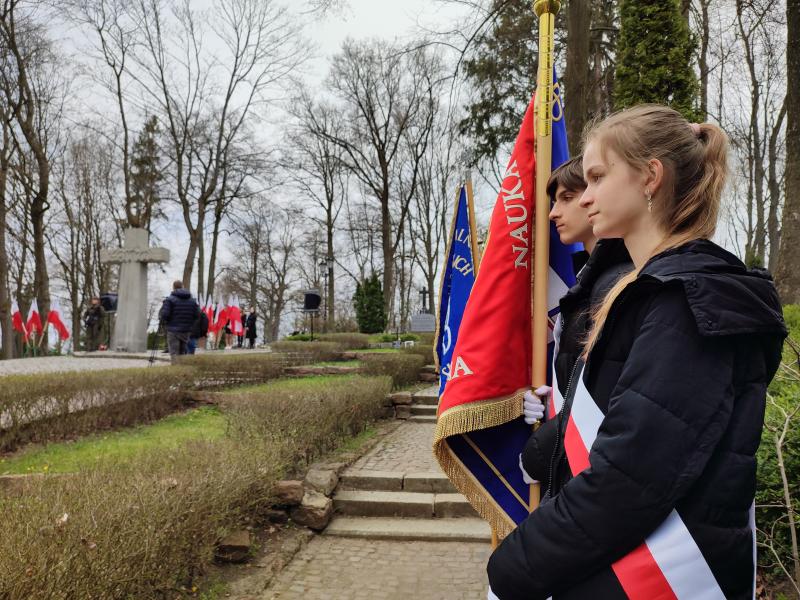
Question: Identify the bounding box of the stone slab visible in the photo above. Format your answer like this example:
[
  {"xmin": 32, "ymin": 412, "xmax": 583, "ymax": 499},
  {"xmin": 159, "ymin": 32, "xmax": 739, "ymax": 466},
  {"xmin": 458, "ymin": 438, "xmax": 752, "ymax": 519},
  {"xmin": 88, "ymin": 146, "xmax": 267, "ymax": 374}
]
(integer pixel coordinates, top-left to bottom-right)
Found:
[
  {"xmin": 434, "ymin": 493, "xmax": 479, "ymax": 518},
  {"xmin": 410, "ymin": 404, "xmax": 437, "ymax": 416},
  {"xmin": 323, "ymin": 517, "xmax": 491, "ymax": 543},
  {"xmin": 403, "ymin": 472, "xmax": 456, "ymax": 494},
  {"xmin": 304, "ymin": 469, "xmax": 338, "ymax": 496},
  {"xmin": 409, "ymin": 415, "xmax": 436, "ymax": 423},
  {"xmin": 338, "ymin": 470, "xmax": 403, "ymax": 491},
  {"xmin": 334, "ymin": 490, "xmax": 434, "ymax": 518}
]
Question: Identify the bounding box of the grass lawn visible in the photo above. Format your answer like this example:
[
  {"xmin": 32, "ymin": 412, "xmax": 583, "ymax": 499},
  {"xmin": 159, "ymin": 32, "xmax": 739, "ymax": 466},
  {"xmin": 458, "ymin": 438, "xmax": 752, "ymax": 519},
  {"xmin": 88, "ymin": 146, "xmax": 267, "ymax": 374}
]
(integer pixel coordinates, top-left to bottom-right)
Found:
[
  {"xmin": 0, "ymin": 406, "xmax": 226, "ymax": 475},
  {"xmin": 311, "ymin": 360, "xmax": 363, "ymax": 367},
  {"xmin": 232, "ymin": 374, "xmax": 356, "ymax": 394}
]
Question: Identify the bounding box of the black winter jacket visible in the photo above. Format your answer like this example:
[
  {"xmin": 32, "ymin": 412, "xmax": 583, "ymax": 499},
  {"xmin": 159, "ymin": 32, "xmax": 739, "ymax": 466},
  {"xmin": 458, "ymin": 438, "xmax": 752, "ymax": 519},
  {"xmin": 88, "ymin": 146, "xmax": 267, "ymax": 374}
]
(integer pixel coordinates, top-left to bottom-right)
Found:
[
  {"xmin": 522, "ymin": 239, "xmax": 632, "ymax": 493},
  {"xmin": 159, "ymin": 289, "xmax": 200, "ymax": 333},
  {"xmin": 488, "ymin": 239, "xmax": 786, "ymax": 600}
]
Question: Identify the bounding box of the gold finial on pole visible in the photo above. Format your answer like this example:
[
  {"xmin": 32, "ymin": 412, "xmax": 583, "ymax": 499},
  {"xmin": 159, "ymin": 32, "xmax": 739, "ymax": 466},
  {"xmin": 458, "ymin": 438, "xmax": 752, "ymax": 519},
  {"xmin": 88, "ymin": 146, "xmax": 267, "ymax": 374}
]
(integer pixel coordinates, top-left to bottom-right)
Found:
[{"xmin": 529, "ymin": 0, "xmax": 560, "ymax": 513}]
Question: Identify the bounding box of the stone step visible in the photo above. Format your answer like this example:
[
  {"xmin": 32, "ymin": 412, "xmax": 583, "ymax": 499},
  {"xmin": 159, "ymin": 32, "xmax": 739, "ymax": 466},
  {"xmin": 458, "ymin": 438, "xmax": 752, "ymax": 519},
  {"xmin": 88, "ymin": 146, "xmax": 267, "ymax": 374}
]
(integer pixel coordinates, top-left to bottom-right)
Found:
[
  {"xmin": 333, "ymin": 490, "xmax": 478, "ymax": 518},
  {"xmin": 411, "ymin": 404, "xmax": 437, "ymax": 416},
  {"xmin": 339, "ymin": 470, "xmax": 456, "ymax": 494},
  {"xmin": 412, "ymin": 386, "xmax": 439, "ymax": 406},
  {"xmin": 324, "ymin": 517, "xmax": 491, "ymax": 543},
  {"xmin": 409, "ymin": 415, "xmax": 437, "ymax": 423}
]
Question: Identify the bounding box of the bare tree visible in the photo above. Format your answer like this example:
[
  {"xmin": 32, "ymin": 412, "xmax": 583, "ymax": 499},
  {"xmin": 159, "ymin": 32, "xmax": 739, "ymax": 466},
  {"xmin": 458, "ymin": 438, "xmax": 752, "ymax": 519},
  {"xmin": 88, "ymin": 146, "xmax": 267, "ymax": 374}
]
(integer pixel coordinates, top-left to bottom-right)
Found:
[
  {"xmin": 775, "ymin": 0, "xmax": 799, "ymax": 303},
  {"xmin": 286, "ymin": 92, "xmax": 348, "ymax": 326},
  {"xmin": 0, "ymin": 97, "xmax": 13, "ymax": 358},
  {"xmin": 314, "ymin": 40, "xmax": 439, "ymax": 319},
  {"xmin": 131, "ymin": 0, "xmax": 307, "ymax": 291},
  {"xmin": 0, "ymin": 0, "xmax": 63, "ymax": 337}
]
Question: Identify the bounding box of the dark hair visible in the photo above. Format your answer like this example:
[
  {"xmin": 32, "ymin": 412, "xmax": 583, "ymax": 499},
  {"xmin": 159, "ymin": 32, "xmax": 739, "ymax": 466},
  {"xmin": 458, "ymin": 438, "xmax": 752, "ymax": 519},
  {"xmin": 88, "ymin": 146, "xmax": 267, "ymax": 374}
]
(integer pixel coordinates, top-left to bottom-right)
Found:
[
  {"xmin": 546, "ymin": 155, "xmax": 585, "ymax": 202},
  {"xmin": 173, "ymin": 280, "xmax": 184, "ymax": 290}
]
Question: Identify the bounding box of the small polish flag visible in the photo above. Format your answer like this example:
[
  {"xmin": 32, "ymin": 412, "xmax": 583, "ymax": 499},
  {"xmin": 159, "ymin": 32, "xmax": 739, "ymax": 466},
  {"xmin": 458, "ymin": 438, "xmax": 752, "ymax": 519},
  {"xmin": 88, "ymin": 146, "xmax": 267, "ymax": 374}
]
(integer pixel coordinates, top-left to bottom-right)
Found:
[
  {"xmin": 46, "ymin": 299, "xmax": 70, "ymax": 341},
  {"xmin": 27, "ymin": 298, "xmax": 43, "ymax": 335},
  {"xmin": 11, "ymin": 300, "xmax": 28, "ymax": 340}
]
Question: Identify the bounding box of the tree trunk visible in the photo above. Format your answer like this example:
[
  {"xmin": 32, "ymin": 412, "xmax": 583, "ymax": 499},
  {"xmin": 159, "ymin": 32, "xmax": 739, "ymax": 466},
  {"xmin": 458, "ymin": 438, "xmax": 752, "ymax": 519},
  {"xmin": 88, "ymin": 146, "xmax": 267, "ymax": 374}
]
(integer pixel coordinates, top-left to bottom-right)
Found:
[
  {"xmin": 206, "ymin": 205, "xmax": 224, "ymax": 300},
  {"xmin": 326, "ymin": 218, "xmax": 335, "ymax": 326},
  {"xmin": 0, "ymin": 117, "xmax": 11, "ymax": 359},
  {"xmin": 775, "ymin": 0, "xmax": 800, "ymax": 303},
  {"xmin": 381, "ymin": 195, "xmax": 393, "ymax": 325},
  {"xmin": 566, "ymin": 0, "xmax": 591, "ymax": 155},
  {"xmin": 698, "ymin": 0, "xmax": 710, "ymax": 120}
]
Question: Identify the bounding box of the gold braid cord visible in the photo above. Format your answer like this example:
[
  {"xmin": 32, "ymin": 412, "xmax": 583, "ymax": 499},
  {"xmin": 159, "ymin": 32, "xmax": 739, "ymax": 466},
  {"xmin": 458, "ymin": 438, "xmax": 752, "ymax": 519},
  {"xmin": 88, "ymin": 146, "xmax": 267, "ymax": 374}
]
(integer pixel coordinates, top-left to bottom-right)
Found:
[{"xmin": 433, "ymin": 389, "xmax": 528, "ymax": 539}]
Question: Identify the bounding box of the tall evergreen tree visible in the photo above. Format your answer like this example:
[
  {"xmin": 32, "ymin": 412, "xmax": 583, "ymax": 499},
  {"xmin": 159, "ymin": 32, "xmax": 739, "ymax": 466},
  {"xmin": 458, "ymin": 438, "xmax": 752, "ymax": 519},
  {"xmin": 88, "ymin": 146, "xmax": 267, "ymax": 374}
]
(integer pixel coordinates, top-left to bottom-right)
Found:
[
  {"xmin": 613, "ymin": 0, "xmax": 701, "ymax": 121},
  {"xmin": 353, "ymin": 274, "xmax": 387, "ymax": 334},
  {"xmin": 129, "ymin": 116, "xmax": 163, "ymax": 232}
]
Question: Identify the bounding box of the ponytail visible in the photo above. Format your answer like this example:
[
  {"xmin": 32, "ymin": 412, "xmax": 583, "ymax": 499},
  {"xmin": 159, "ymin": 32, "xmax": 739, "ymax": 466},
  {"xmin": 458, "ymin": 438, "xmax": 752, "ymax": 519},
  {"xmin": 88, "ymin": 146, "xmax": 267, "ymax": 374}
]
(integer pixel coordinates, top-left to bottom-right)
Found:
[{"xmin": 581, "ymin": 106, "xmax": 729, "ymax": 359}]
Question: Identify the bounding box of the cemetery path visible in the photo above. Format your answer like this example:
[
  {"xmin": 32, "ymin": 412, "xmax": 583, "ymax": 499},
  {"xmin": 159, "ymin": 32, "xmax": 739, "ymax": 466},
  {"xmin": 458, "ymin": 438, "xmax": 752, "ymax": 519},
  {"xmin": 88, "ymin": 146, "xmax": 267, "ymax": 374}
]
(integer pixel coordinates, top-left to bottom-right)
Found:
[
  {"xmin": 0, "ymin": 354, "xmax": 169, "ymax": 377},
  {"xmin": 261, "ymin": 387, "xmax": 493, "ymax": 600}
]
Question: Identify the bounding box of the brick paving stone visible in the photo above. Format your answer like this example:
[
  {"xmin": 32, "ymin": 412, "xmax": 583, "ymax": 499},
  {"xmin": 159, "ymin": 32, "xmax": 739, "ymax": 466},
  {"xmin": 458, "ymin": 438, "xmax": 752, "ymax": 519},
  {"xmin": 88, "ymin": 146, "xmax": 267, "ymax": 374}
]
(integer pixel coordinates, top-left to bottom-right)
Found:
[
  {"xmin": 350, "ymin": 422, "xmax": 440, "ymax": 474},
  {"xmin": 262, "ymin": 537, "xmax": 491, "ymax": 600}
]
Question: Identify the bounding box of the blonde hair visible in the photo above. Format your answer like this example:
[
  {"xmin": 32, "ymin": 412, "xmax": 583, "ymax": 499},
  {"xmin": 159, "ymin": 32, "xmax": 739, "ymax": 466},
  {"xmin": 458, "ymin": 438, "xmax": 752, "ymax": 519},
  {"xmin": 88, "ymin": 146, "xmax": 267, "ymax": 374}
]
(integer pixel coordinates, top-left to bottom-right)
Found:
[{"xmin": 582, "ymin": 104, "xmax": 729, "ymax": 357}]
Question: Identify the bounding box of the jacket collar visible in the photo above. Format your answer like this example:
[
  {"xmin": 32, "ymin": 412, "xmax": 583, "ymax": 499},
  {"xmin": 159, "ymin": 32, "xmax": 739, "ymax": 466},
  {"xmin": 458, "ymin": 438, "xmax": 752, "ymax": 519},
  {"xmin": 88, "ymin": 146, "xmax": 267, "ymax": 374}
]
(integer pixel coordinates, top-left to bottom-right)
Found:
[{"xmin": 639, "ymin": 239, "xmax": 786, "ymax": 337}]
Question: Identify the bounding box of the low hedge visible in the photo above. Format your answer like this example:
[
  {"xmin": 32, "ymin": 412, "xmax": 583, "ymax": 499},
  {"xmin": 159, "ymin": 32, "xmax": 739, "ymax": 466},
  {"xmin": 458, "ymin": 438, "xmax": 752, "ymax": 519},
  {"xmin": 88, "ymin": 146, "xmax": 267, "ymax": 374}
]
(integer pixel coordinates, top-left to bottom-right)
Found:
[
  {"xmin": 178, "ymin": 352, "xmax": 293, "ymax": 386},
  {"xmin": 0, "ymin": 367, "xmax": 196, "ymax": 452},
  {"xmin": 269, "ymin": 341, "xmax": 342, "ymax": 363},
  {"xmin": 361, "ymin": 353, "xmax": 426, "ymax": 389},
  {"xmin": 0, "ymin": 374, "xmax": 392, "ymax": 598},
  {"xmin": 401, "ymin": 344, "xmax": 434, "ymax": 365},
  {"xmin": 316, "ymin": 332, "xmax": 370, "ymax": 350}
]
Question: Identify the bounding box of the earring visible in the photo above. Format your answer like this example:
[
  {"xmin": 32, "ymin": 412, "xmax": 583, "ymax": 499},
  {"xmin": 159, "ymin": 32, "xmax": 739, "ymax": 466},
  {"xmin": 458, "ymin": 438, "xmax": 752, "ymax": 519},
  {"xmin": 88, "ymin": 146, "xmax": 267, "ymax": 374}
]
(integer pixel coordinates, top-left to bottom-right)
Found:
[{"xmin": 645, "ymin": 189, "xmax": 652, "ymax": 212}]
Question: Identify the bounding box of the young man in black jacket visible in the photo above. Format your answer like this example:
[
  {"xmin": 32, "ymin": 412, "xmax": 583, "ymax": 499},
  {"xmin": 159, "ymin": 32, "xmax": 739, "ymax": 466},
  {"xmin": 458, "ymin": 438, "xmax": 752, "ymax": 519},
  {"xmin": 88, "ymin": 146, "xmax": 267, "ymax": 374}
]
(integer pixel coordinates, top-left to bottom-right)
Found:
[
  {"xmin": 159, "ymin": 280, "xmax": 200, "ymax": 363},
  {"xmin": 519, "ymin": 157, "xmax": 632, "ymax": 498}
]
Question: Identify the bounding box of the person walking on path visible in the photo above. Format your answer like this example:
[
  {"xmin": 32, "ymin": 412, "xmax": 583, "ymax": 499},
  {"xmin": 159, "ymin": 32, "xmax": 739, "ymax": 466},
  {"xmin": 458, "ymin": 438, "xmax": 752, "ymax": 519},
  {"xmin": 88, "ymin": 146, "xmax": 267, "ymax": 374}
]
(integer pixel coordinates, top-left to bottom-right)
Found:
[
  {"xmin": 159, "ymin": 280, "xmax": 199, "ymax": 363},
  {"xmin": 245, "ymin": 307, "xmax": 257, "ymax": 349},
  {"xmin": 82, "ymin": 297, "xmax": 106, "ymax": 352},
  {"xmin": 488, "ymin": 105, "xmax": 787, "ymax": 600}
]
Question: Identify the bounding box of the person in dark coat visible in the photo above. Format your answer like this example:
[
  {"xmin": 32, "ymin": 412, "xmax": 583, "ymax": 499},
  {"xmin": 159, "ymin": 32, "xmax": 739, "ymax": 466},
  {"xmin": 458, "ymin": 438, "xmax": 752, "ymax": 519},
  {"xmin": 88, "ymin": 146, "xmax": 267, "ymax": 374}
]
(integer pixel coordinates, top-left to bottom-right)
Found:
[
  {"xmin": 159, "ymin": 280, "xmax": 200, "ymax": 363},
  {"xmin": 519, "ymin": 156, "xmax": 632, "ymax": 495},
  {"xmin": 187, "ymin": 308, "xmax": 209, "ymax": 355},
  {"xmin": 245, "ymin": 307, "xmax": 257, "ymax": 349},
  {"xmin": 82, "ymin": 297, "xmax": 106, "ymax": 352},
  {"xmin": 487, "ymin": 105, "xmax": 787, "ymax": 600}
]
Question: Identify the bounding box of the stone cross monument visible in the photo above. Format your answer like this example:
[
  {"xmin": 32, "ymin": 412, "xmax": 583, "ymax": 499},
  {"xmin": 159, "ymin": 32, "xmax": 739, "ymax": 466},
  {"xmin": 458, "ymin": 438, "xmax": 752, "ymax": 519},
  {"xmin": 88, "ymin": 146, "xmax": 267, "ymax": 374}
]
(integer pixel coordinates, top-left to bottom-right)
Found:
[{"xmin": 101, "ymin": 228, "xmax": 170, "ymax": 352}]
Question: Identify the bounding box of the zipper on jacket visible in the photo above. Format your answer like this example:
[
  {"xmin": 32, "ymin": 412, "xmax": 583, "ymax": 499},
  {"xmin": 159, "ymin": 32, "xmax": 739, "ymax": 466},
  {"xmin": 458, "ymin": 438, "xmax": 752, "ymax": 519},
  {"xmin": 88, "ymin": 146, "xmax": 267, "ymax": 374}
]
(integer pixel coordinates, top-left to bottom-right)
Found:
[{"xmin": 546, "ymin": 357, "xmax": 581, "ymax": 499}]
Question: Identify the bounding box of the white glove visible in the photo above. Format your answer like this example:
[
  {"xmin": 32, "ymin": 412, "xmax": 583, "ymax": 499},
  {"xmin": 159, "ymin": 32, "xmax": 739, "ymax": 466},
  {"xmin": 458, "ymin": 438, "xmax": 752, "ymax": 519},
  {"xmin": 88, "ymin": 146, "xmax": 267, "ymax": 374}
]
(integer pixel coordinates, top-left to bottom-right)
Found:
[
  {"xmin": 523, "ymin": 385, "xmax": 549, "ymax": 424},
  {"xmin": 519, "ymin": 452, "xmax": 538, "ymax": 485},
  {"xmin": 488, "ymin": 587, "xmax": 500, "ymax": 600}
]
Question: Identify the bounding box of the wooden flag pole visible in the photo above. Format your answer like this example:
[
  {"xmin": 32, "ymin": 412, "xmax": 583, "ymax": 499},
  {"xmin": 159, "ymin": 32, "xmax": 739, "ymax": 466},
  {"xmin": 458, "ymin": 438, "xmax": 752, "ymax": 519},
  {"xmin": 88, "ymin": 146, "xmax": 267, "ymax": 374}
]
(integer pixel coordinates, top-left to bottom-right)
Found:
[{"xmin": 530, "ymin": 0, "xmax": 560, "ymax": 512}]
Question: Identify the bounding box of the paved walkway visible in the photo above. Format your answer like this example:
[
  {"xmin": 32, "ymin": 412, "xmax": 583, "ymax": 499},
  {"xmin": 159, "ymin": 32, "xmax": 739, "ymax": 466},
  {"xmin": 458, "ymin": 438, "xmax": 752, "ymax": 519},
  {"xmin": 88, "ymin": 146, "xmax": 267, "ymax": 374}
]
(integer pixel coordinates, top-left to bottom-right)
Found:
[
  {"xmin": 263, "ymin": 536, "xmax": 491, "ymax": 600},
  {"xmin": 0, "ymin": 355, "xmax": 168, "ymax": 377},
  {"xmin": 263, "ymin": 391, "xmax": 493, "ymax": 600}
]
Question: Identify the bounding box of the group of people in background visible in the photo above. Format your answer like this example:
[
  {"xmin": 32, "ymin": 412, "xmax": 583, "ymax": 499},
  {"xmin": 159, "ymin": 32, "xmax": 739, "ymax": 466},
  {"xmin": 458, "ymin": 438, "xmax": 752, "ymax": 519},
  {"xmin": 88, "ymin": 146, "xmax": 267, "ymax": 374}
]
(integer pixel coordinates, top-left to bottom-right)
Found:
[{"xmin": 157, "ymin": 280, "xmax": 259, "ymax": 362}]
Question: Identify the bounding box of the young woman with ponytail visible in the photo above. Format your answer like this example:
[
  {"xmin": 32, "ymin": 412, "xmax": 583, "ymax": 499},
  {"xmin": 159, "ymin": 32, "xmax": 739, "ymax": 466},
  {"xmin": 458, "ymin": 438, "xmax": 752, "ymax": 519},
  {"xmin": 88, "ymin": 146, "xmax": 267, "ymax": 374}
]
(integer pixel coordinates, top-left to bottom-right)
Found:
[{"xmin": 487, "ymin": 105, "xmax": 787, "ymax": 600}]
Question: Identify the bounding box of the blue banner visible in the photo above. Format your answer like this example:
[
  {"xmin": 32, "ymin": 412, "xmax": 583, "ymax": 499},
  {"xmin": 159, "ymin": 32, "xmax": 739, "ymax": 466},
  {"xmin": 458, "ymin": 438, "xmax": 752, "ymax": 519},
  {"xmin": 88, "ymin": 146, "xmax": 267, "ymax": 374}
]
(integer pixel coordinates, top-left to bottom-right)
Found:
[{"xmin": 435, "ymin": 184, "xmax": 478, "ymax": 395}]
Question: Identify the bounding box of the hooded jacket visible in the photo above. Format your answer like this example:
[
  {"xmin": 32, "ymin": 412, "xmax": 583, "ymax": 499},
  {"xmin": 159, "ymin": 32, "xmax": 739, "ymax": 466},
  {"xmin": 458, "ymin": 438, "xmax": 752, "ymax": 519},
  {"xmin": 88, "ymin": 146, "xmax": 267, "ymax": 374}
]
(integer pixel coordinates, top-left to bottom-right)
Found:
[
  {"xmin": 159, "ymin": 289, "xmax": 200, "ymax": 334},
  {"xmin": 488, "ymin": 239, "xmax": 787, "ymax": 600}
]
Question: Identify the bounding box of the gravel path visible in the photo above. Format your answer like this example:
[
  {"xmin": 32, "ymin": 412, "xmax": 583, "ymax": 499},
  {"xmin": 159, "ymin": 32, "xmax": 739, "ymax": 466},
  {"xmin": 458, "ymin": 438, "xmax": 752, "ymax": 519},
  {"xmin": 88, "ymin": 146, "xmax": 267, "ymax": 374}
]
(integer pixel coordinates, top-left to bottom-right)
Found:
[{"xmin": 0, "ymin": 355, "xmax": 168, "ymax": 377}]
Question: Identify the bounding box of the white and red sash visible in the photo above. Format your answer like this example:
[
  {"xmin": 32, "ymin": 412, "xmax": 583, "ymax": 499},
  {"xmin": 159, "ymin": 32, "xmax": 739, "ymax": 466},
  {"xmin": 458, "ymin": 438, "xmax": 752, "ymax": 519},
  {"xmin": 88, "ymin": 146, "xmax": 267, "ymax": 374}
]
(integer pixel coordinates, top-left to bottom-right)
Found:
[
  {"xmin": 547, "ymin": 314, "xmax": 566, "ymax": 420},
  {"xmin": 563, "ymin": 367, "xmax": 731, "ymax": 599}
]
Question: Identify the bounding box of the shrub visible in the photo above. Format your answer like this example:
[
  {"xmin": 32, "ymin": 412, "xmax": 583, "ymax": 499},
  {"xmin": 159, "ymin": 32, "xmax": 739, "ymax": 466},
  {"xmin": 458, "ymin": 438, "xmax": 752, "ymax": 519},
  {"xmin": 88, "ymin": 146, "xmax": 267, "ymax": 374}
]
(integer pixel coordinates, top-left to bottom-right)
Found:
[
  {"xmin": 377, "ymin": 333, "xmax": 419, "ymax": 343},
  {"xmin": 756, "ymin": 305, "xmax": 800, "ymax": 592},
  {"xmin": 0, "ymin": 375, "xmax": 392, "ymax": 598},
  {"xmin": 269, "ymin": 341, "xmax": 342, "ymax": 363},
  {"xmin": 284, "ymin": 333, "xmax": 312, "ymax": 342},
  {"xmin": 316, "ymin": 332, "xmax": 370, "ymax": 350},
  {"xmin": 178, "ymin": 352, "xmax": 292, "ymax": 386},
  {"xmin": 224, "ymin": 375, "xmax": 392, "ymax": 463},
  {"xmin": 401, "ymin": 344, "xmax": 434, "ymax": 365},
  {"xmin": 361, "ymin": 353, "xmax": 425, "ymax": 389},
  {"xmin": 0, "ymin": 367, "xmax": 196, "ymax": 452},
  {"xmin": 353, "ymin": 274, "xmax": 386, "ymax": 334}
]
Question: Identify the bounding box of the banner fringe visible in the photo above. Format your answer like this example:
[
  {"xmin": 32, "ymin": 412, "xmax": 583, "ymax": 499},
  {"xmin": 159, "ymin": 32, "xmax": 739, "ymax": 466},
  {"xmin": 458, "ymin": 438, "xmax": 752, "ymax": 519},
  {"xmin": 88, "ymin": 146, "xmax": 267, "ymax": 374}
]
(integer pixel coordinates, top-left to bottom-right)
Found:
[{"xmin": 433, "ymin": 390, "xmax": 527, "ymax": 540}]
